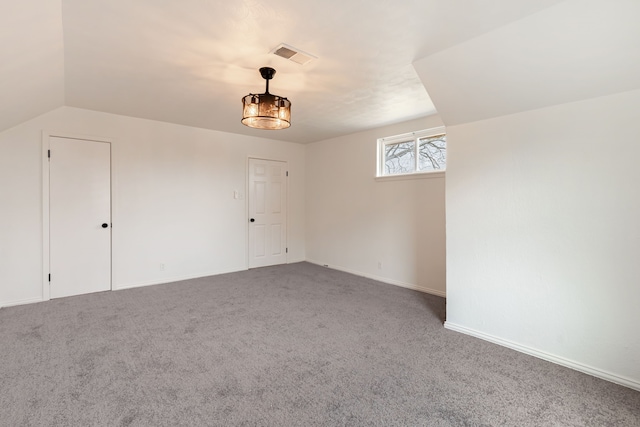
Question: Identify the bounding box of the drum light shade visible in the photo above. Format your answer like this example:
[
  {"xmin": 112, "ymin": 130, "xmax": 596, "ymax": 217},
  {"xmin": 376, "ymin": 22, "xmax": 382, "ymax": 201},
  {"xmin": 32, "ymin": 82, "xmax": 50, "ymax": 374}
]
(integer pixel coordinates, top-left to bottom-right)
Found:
[{"xmin": 241, "ymin": 67, "xmax": 291, "ymax": 130}]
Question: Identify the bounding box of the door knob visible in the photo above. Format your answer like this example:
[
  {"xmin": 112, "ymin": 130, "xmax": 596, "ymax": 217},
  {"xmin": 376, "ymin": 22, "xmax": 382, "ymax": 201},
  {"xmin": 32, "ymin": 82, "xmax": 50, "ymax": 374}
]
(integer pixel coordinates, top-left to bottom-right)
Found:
[
  {"xmin": 101, "ymin": 223, "xmax": 109, "ymax": 228},
  {"xmin": 250, "ymin": 218, "xmax": 255, "ymax": 222}
]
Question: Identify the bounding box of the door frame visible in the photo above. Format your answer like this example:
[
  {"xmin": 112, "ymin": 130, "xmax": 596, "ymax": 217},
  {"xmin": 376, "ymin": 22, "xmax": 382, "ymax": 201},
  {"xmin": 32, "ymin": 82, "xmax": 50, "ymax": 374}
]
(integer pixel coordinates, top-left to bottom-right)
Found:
[
  {"xmin": 42, "ymin": 131, "xmax": 114, "ymax": 301},
  {"xmin": 246, "ymin": 156, "xmax": 289, "ymax": 268}
]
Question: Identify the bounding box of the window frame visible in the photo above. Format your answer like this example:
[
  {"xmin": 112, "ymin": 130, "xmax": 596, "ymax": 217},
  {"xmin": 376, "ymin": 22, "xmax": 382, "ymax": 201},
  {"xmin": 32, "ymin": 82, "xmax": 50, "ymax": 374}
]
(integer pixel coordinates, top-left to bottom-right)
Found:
[{"xmin": 376, "ymin": 126, "xmax": 446, "ymax": 179}]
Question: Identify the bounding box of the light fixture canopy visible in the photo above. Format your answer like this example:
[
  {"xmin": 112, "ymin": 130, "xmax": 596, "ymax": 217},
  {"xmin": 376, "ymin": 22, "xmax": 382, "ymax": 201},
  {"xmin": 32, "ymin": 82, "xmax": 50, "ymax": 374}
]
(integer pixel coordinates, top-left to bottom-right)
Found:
[{"xmin": 241, "ymin": 67, "xmax": 291, "ymax": 130}]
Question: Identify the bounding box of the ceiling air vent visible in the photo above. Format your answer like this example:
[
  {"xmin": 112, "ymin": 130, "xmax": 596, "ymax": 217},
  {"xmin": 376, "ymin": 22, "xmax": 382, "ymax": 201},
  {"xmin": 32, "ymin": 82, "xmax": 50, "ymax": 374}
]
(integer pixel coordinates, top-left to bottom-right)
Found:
[{"xmin": 271, "ymin": 43, "xmax": 316, "ymax": 65}]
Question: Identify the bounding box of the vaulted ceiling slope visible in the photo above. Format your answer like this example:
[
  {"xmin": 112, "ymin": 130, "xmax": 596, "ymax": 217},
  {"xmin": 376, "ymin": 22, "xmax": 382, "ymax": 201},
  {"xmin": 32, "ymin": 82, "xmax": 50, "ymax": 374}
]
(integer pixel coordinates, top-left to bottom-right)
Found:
[
  {"xmin": 3, "ymin": 0, "xmax": 570, "ymax": 143},
  {"xmin": 414, "ymin": 0, "xmax": 640, "ymax": 126},
  {"xmin": 0, "ymin": 2, "xmax": 65, "ymax": 133}
]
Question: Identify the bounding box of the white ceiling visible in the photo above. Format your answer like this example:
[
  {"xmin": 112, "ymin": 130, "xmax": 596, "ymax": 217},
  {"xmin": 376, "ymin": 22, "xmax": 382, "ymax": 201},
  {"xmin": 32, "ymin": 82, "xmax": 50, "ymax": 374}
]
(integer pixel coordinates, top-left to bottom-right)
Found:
[
  {"xmin": 414, "ymin": 0, "xmax": 640, "ymax": 126},
  {"xmin": 3, "ymin": 0, "xmax": 568, "ymax": 143},
  {"xmin": 0, "ymin": 2, "xmax": 64, "ymax": 132}
]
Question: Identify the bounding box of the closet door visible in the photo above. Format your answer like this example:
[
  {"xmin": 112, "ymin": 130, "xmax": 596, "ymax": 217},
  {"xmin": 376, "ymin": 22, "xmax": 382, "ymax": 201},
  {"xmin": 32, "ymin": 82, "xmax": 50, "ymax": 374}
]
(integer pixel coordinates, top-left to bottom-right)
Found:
[{"xmin": 49, "ymin": 137, "xmax": 111, "ymax": 298}]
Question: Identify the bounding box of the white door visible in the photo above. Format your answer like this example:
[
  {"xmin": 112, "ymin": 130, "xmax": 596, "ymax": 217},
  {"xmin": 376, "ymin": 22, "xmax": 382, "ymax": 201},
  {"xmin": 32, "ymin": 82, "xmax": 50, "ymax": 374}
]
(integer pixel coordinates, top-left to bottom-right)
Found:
[
  {"xmin": 49, "ymin": 137, "xmax": 111, "ymax": 298},
  {"xmin": 248, "ymin": 158, "xmax": 287, "ymax": 268}
]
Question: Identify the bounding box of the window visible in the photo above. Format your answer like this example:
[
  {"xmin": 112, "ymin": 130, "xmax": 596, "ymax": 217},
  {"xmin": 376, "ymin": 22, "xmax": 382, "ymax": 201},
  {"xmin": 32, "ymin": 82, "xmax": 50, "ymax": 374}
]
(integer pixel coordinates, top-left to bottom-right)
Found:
[{"xmin": 377, "ymin": 127, "xmax": 446, "ymax": 177}]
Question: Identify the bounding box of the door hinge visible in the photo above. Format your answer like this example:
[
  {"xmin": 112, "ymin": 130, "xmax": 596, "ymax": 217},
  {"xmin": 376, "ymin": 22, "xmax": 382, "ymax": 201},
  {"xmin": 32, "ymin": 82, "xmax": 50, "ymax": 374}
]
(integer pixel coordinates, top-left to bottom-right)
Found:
[
  {"xmin": 47, "ymin": 150, "xmax": 50, "ymax": 158},
  {"xmin": 286, "ymin": 248, "xmax": 288, "ymax": 253},
  {"xmin": 286, "ymin": 171, "xmax": 289, "ymax": 177},
  {"xmin": 48, "ymin": 274, "xmax": 51, "ymax": 282}
]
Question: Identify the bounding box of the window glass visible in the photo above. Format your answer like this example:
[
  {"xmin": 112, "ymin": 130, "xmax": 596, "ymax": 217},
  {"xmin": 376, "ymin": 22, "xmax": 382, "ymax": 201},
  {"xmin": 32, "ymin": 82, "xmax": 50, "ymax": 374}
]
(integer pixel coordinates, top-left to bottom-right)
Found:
[
  {"xmin": 378, "ymin": 127, "xmax": 446, "ymax": 177},
  {"xmin": 384, "ymin": 141, "xmax": 415, "ymax": 175},
  {"xmin": 418, "ymin": 134, "xmax": 446, "ymax": 172}
]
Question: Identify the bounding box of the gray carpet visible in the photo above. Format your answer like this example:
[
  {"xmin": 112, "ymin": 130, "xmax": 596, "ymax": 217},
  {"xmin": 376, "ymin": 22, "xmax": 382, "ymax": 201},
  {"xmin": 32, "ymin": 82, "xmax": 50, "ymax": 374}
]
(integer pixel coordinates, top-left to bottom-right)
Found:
[{"xmin": 1, "ymin": 262, "xmax": 638, "ymax": 426}]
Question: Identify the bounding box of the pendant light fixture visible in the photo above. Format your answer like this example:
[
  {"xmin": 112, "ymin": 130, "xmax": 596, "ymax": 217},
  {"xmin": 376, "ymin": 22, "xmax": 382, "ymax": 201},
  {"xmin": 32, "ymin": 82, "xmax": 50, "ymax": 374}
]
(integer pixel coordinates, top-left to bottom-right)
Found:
[{"xmin": 241, "ymin": 67, "xmax": 291, "ymax": 130}]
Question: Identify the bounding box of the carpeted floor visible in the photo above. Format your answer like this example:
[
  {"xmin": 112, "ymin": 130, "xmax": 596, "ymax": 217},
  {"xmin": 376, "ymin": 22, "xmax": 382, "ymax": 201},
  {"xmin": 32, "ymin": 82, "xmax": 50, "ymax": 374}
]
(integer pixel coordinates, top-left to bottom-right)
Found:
[{"xmin": 1, "ymin": 262, "xmax": 638, "ymax": 426}]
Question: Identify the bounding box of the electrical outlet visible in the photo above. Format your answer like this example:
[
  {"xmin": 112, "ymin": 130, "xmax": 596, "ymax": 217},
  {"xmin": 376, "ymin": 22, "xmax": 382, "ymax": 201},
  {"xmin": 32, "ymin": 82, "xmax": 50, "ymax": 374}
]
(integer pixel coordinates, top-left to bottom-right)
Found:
[
  {"xmin": 160, "ymin": 263, "xmax": 165, "ymax": 271},
  {"xmin": 377, "ymin": 261, "xmax": 382, "ymax": 269}
]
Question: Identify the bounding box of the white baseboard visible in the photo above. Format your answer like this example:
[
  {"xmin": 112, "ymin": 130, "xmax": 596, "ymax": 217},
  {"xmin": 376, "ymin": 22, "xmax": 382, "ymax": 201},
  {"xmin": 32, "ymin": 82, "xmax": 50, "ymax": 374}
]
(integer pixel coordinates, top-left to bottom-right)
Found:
[
  {"xmin": 0, "ymin": 296, "xmax": 44, "ymax": 309},
  {"xmin": 113, "ymin": 267, "xmax": 247, "ymax": 291},
  {"xmin": 305, "ymin": 259, "xmax": 446, "ymax": 298},
  {"xmin": 4, "ymin": 262, "xmax": 305, "ymax": 307},
  {"xmin": 444, "ymin": 321, "xmax": 640, "ymax": 392}
]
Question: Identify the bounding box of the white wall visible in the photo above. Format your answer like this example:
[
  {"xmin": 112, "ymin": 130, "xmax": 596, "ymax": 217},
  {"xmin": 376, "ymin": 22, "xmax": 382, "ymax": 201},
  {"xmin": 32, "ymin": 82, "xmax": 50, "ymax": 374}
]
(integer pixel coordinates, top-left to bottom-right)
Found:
[
  {"xmin": 0, "ymin": 107, "xmax": 305, "ymax": 307},
  {"xmin": 306, "ymin": 116, "xmax": 446, "ymax": 296},
  {"xmin": 445, "ymin": 89, "xmax": 640, "ymax": 390}
]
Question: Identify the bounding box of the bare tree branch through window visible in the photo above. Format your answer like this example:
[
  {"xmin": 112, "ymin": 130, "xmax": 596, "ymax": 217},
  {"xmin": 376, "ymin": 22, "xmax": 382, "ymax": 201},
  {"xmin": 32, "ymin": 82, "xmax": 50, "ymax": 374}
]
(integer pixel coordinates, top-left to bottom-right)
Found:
[
  {"xmin": 385, "ymin": 141, "xmax": 415, "ymax": 174},
  {"xmin": 418, "ymin": 134, "xmax": 446, "ymax": 172},
  {"xmin": 381, "ymin": 131, "xmax": 446, "ymax": 176}
]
